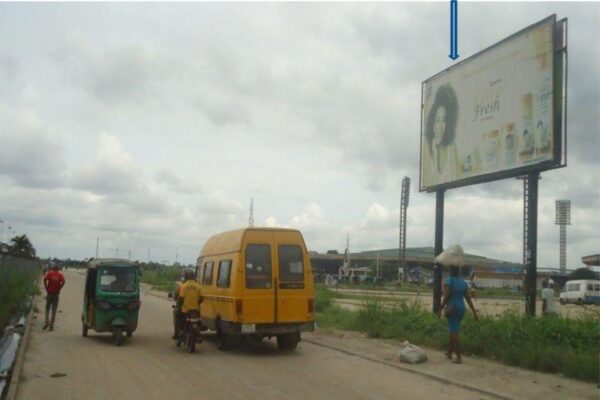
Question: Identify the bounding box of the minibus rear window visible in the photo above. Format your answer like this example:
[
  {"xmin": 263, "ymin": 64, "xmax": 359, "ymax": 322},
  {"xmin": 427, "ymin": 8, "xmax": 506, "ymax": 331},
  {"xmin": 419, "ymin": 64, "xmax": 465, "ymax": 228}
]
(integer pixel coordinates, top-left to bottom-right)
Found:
[
  {"xmin": 203, "ymin": 262, "xmax": 214, "ymax": 285},
  {"xmin": 217, "ymin": 260, "xmax": 232, "ymax": 288},
  {"xmin": 245, "ymin": 244, "xmax": 272, "ymax": 289},
  {"xmin": 278, "ymin": 245, "xmax": 304, "ymax": 283}
]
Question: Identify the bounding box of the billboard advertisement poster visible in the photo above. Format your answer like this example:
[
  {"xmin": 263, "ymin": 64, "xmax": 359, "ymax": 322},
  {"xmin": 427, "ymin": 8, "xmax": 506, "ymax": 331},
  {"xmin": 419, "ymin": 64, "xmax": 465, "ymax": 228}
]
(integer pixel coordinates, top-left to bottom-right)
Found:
[{"xmin": 420, "ymin": 15, "xmax": 562, "ymax": 191}]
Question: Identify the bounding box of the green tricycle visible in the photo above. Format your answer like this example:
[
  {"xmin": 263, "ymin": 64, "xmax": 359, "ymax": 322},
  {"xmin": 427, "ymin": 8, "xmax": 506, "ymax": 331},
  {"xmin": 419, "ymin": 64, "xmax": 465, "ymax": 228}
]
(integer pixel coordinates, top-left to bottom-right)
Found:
[{"xmin": 81, "ymin": 258, "xmax": 141, "ymax": 346}]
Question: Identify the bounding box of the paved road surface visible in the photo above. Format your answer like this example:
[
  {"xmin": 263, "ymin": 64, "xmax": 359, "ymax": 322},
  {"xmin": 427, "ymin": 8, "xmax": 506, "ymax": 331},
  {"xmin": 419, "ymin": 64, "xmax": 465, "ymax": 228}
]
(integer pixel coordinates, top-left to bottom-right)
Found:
[{"xmin": 16, "ymin": 270, "xmax": 490, "ymax": 400}]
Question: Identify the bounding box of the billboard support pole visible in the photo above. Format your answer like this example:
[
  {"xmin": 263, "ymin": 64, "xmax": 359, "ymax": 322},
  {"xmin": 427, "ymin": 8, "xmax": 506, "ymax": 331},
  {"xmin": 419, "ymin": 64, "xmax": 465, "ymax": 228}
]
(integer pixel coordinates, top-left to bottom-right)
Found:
[
  {"xmin": 433, "ymin": 189, "xmax": 445, "ymax": 314},
  {"xmin": 525, "ymin": 171, "xmax": 539, "ymax": 317}
]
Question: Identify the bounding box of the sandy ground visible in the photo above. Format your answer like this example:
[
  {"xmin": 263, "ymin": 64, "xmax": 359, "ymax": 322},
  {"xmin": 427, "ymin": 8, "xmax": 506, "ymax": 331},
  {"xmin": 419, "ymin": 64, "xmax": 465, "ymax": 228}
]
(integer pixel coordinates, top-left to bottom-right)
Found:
[
  {"xmin": 14, "ymin": 270, "xmax": 598, "ymax": 400},
  {"xmin": 333, "ymin": 288, "xmax": 597, "ymax": 319}
]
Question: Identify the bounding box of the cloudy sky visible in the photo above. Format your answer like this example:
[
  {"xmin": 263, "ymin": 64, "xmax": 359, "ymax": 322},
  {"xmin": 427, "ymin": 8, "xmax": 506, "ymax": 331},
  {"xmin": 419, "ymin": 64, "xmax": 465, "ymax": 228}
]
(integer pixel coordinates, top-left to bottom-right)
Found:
[{"xmin": 0, "ymin": 2, "xmax": 598, "ymax": 268}]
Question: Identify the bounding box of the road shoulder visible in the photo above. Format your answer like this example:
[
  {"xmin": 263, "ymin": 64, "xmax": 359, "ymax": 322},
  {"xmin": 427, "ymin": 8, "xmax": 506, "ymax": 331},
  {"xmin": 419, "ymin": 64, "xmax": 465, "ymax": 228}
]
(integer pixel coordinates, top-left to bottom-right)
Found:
[{"xmin": 306, "ymin": 328, "xmax": 598, "ymax": 400}]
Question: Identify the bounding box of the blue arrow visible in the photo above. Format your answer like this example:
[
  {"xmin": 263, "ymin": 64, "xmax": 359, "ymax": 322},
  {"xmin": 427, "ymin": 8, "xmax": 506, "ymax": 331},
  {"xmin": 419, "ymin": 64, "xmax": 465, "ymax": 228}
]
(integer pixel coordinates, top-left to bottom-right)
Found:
[{"xmin": 449, "ymin": 0, "xmax": 459, "ymax": 60}]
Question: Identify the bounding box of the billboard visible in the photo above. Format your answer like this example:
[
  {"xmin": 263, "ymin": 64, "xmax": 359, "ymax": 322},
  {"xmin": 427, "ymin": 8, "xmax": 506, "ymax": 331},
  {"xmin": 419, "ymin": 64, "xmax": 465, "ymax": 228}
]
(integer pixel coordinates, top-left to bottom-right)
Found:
[{"xmin": 420, "ymin": 15, "xmax": 566, "ymax": 191}]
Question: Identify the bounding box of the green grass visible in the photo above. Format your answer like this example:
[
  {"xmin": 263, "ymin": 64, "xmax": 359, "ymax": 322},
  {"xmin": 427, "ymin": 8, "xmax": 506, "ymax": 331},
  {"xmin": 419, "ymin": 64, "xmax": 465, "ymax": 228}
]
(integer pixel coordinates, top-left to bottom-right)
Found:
[
  {"xmin": 141, "ymin": 268, "xmax": 182, "ymax": 293},
  {"xmin": 315, "ymin": 286, "xmax": 600, "ymax": 383},
  {"xmin": 0, "ymin": 268, "xmax": 39, "ymax": 332}
]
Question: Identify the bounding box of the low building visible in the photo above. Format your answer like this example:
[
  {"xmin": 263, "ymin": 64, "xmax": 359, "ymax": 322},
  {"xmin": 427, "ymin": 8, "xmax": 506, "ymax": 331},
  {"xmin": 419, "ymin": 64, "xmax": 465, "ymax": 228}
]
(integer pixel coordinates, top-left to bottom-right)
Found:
[{"xmin": 309, "ymin": 247, "xmax": 553, "ymax": 289}]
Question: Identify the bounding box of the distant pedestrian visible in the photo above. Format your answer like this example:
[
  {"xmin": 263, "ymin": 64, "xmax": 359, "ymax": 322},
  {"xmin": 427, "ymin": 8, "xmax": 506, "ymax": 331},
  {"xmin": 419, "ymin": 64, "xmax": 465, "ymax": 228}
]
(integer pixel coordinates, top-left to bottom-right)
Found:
[
  {"xmin": 541, "ymin": 280, "xmax": 558, "ymax": 317},
  {"xmin": 437, "ymin": 266, "xmax": 479, "ymax": 364},
  {"xmin": 43, "ymin": 263, "xmax": 65, "ymax": 331}
]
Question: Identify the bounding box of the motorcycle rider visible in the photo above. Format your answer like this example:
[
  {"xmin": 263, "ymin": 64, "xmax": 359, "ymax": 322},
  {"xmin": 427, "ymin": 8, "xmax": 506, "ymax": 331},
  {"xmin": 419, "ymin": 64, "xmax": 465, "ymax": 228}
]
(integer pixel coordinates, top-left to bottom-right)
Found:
[
  {"xmin": 171, "ymin": 271, "xmax": 187, "ymax": 338},
  {"xmin": 173, "ymin": 269, "xmax": 203, "ymax": 340}
]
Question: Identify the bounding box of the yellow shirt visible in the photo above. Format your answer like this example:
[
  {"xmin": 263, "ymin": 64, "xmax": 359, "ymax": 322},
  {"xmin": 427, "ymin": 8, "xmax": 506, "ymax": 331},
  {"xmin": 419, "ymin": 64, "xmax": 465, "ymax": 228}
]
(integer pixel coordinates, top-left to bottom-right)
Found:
[{"xmin": 178, "ymin": 280, "xmax": 202, "ymax": 313}]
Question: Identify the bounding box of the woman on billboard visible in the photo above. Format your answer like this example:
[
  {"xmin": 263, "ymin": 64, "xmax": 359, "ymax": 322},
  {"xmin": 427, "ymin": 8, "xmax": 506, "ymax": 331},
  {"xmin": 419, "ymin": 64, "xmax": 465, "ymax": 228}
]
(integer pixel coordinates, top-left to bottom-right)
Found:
[{"xmin": 423, "ymin": 84, "xmax": 460, "ymax": 186}]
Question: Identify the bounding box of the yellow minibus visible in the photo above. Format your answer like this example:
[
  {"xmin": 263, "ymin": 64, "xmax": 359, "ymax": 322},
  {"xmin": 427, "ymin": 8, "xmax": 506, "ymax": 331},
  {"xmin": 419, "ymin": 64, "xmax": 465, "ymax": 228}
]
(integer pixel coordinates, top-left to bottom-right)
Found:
[{"xmin": 197, "ymin": 228, "xmax": 315, "ymax": 351}]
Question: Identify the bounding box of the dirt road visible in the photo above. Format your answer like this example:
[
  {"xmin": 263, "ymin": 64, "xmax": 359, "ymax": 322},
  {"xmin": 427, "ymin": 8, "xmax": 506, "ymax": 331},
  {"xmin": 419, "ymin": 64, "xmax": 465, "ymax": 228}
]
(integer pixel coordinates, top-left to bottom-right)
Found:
[{"xmin": 14, "ymin": 271, "xmax": 597, "ymax": 400}]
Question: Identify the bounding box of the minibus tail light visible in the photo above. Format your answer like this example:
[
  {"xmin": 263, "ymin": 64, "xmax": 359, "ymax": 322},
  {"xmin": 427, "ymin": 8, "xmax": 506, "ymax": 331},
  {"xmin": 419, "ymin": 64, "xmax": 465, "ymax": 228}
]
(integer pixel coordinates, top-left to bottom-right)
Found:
[{"xmin": 235, "ymin": 299, "xmax": 243, "ymax": 319}]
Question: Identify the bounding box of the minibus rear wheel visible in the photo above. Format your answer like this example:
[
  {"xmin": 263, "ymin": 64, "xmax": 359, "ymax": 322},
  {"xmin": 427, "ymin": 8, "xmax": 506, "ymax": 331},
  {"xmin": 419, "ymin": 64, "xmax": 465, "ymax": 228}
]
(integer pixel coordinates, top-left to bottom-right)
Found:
[
  {"xmin": 216, "ymin": 323, "xmax": 230, "ymax": 351},
  {"xmin": 277, "ymin": 333, "xmax": 299, "ymax": 351}
]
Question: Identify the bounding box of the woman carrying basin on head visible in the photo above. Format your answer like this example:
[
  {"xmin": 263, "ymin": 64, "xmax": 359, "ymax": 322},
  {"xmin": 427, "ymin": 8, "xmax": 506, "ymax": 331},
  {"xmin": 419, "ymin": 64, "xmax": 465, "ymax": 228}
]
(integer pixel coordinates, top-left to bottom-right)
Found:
[{"xmin": 435, "ymin": 245, "xmax": 479, "ymax": 364}]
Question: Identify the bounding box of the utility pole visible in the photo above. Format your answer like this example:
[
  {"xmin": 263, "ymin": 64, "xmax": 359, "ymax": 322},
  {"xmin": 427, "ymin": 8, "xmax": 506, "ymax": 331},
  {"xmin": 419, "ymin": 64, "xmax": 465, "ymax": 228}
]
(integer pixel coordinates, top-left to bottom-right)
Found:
[
  {"xmin": 0, "ymin": 219, "xmax": 4, "ymax": 243},
  {"xmin": 95, "ymin": 237, "xmax": 99, "ymax": 258},
  {"xmin": 248, "ymin": 197, "xmax": 254, "ymax": 227},
  {"xmin": 433, "ymin": 189, "xmax": 445, "ymax": 314},
  {"xmin": 376, "ymin": 252, "xmax": 380, "ymax": 283},
  {"xmin": 147, "ymin": 249, "xmax": 150, "ymax": 263},
  {"xmin": 175, "ymin": 247, "xmax": 179, "ymax": 264}
]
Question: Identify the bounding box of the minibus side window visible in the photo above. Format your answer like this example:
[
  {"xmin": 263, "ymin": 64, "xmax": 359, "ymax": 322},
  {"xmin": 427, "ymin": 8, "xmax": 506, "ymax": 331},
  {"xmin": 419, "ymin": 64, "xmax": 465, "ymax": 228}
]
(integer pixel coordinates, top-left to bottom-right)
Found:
[
  {"xmin": 245, "ymin": 244, "xmax": 272, "ymax": 289},
  {"xmin": 217, "ymin": 260, "xmax": 232, "ymax": 288},
  {"xmin": 595, "ymin": 284, "xmax": 600, "ymax": 291},
  {"xmin": 203, "ymin": 262, "xmax": 214, "ymax": 285},
  {"xmin": 278, "ymin": 245, "xmax": 304, "ymax": 283}
]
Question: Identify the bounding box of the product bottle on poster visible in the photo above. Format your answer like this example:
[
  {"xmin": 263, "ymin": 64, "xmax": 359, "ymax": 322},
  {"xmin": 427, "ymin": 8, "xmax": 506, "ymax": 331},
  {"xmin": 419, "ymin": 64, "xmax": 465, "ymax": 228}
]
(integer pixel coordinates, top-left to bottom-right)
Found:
[
  {"xmin": 535, "ymin": 71, "xmax": 552, "ymax": 155},
  {"xmin": 504, "ymin": 123, "xmax": 516, "ymax": 166},
  {"xmin": 519, "ymin": 93, "xmax": 534, "ymax": 158}
]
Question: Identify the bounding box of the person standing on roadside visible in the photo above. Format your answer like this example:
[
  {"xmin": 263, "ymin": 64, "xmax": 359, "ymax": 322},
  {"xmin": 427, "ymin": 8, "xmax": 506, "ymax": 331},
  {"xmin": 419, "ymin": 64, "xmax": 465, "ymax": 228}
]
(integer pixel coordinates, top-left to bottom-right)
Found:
[
  {"xmin": 541, "ymin": 280, "xmax": 558, "ymax": 317},
  {"xmin": 43, "ymin": 263, "xmax": 65, "ymax": 331}
]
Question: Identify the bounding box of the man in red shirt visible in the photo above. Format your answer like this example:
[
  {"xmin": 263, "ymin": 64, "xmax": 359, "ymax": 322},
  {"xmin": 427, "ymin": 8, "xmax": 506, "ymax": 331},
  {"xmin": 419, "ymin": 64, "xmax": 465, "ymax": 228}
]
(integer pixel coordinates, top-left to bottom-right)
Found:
[{"xmin": 43, "ymin": 263, "xmax": 65, "ymax": 331}]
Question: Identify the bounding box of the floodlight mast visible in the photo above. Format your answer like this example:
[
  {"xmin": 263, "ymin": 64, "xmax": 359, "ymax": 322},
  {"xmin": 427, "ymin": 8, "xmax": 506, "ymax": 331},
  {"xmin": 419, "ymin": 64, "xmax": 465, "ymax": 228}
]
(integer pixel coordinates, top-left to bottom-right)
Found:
[
  {"xmin": 555, "ymin": 200, "xmax": 571, "ymax": 273},
  {"xmin": 399, "ymin": 177, "xmax": 411, "ymax": 283}
]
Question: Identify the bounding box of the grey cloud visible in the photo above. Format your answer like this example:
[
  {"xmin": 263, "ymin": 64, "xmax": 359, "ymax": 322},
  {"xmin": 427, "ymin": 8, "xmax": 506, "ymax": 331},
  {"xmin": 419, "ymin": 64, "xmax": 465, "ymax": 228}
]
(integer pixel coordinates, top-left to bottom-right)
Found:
[
  {"xmin": 0, "ymin": 55, "xmax": 18, "ymax": 80},
  {"xmin": 86, "ymin": 44, "xmax": 155, "ymax": 102},
  {"xmin": 154, "ymin": 169, "xmax": 203, "ymax": 194},
  {"xmin": 71, "ymin": 162, "xmax": 139, "ymax": 195},
  {"xmin": 0, "ymin": 130, "xmax": 67, "ymax": 189},
  {"xmin": 54, "ymin": 37, "xmax": 163, "ymax": 104}
]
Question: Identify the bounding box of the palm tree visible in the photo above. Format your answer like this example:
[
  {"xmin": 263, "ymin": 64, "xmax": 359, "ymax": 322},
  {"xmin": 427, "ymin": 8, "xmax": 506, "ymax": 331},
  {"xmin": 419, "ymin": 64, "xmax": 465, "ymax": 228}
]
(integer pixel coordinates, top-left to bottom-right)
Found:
[{"xmin": 10, "ymin": 234, "xmax": 36, "ymax": 258}]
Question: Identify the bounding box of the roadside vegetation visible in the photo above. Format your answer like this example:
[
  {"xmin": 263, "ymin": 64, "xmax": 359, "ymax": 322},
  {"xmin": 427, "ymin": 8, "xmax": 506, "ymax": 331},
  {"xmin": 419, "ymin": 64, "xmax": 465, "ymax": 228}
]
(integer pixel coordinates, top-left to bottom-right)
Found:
[
  {"xmin": 315, "ymin": 285, "xmax": 599, "ymax": 382},
  {"xmin": 0, "ymin": 254, "xmax": 40, "ymax": 333},
  {"xmin": 141, "ymin": 268, "xmax": 182, "ymax": 293}
]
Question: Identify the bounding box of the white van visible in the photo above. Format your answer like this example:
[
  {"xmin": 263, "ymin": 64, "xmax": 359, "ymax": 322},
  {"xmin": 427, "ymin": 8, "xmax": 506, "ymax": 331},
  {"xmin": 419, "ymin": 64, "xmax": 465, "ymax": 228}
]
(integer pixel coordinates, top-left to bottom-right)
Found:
[{"xmin": 559, "ymin": 280, "xmax": 600, "ymax": 305}]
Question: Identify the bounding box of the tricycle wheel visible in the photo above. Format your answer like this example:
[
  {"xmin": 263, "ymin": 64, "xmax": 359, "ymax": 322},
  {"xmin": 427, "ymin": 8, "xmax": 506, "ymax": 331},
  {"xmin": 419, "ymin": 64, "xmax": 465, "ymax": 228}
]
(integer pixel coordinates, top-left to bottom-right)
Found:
[
  {"xmin": 127, "ymin": 331, "xmax": 132, "ymax": 338},
  {"xmin": 82, "ymin": 324, "xmax": 88, "ymax": 338},
  {"xmin": 114, "ymin": 327, "xmax": 124, "ymax": 346}
]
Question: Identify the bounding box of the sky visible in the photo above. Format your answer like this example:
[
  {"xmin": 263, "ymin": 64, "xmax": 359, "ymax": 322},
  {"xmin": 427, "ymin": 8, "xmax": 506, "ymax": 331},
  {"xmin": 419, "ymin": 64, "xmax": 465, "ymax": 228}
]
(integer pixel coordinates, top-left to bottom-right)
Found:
[{"xmin": 0, "ymin": 2, "xmax": 598, "ymax": 268}]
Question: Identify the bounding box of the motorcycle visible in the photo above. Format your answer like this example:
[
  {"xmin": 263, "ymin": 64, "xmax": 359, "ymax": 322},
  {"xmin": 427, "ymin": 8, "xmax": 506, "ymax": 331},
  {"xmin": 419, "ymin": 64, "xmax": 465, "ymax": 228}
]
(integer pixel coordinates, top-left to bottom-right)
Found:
[{"xmin": 174, "ymin": 307, "xmax": 202, "ymax": 353}]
